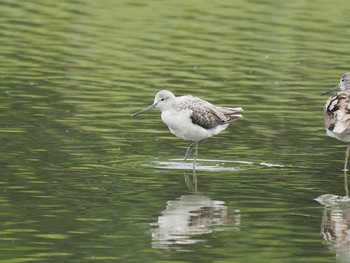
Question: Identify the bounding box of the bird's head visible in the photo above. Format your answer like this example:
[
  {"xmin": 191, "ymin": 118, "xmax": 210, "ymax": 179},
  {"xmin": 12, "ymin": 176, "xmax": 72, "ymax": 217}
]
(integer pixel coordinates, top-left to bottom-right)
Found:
[
  {"xmin": 131, "ymin": 90, "xmax": 176, "ymax": 117},
  {"xmin": 323, "ymin": 72, "xmax": 350, "ymax": 95}
]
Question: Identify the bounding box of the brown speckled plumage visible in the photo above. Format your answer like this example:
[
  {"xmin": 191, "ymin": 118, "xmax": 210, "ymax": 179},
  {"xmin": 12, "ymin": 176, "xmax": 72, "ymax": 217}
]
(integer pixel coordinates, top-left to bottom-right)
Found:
[
  {"xmin": 323, "ymin": 72, "xmax": 350, "ymax": 174},
  {"xmin": 324, "ymin": 91, "xmax": 350, "ymax": 135}
]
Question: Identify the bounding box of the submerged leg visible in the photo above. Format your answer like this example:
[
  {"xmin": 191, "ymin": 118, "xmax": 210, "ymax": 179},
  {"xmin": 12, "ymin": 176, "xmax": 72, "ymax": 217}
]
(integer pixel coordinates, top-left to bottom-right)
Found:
[{"xmin": 184, "ymin": 141, "xmax": 198, "ymax": 161}]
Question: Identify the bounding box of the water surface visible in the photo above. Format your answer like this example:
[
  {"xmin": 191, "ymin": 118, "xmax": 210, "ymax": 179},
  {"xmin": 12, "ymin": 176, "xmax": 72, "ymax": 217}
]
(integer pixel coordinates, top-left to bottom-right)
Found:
[{"xmin": 1, "ymin": 0, "xmax": 350, "ymax": 262}]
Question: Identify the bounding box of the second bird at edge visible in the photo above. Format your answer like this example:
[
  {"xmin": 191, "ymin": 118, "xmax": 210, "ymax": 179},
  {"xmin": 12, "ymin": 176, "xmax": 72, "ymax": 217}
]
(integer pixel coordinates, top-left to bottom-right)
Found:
[
  {"xmin": 324, "ymin": 72, "xmax": 350, "ymax": 172},
  {"xmin": 132, "ymin": 90, "xmax": 243, "ymax": 167}
]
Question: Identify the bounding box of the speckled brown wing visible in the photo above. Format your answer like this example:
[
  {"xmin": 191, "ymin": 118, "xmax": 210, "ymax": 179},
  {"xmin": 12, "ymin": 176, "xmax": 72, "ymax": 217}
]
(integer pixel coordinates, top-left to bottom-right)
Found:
[
  {"xmin": 324, "ymin": 91, "xmax": 350, "ymax": 134},
  {"xmin": 178, "ymin": 96, "xmax": 235, "ymax": 129}
]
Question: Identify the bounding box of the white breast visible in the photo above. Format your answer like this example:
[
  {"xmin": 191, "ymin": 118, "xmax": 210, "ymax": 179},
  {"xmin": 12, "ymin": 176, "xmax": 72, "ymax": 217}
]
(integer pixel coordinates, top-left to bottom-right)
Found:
[{"xmin": 160, "ymin": 108, "xmax": 228, "ymax": 141}]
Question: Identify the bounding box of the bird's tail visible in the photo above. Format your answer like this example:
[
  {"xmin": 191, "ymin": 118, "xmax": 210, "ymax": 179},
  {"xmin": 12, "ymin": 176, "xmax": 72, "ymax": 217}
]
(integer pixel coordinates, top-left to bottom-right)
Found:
[{"xmin": 220, "ymin": 107, "xmax": 243, "ymax": 122}]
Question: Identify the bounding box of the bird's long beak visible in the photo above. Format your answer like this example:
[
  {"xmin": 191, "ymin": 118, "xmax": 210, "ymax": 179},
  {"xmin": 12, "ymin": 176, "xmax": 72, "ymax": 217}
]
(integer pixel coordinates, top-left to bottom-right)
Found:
[
  {"xmin": 131, "ymin": 102, "xmax": 158, "ymax": 117},
  {"xmin": 322, "ymin": 84, "xmax": 340, "ymax": 95}
]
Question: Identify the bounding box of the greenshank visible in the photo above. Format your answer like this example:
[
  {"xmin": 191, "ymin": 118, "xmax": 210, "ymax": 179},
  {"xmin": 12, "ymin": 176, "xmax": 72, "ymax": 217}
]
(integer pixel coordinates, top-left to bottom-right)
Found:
[{"xmin": 132, "ymin": 90, "xmax": 243, "ymax": 167}]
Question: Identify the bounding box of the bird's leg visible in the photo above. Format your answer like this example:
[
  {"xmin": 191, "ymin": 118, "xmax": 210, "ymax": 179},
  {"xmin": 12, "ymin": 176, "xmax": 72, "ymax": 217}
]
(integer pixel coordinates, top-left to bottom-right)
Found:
[
  {"xmin": 345, "ymin": 143, "xmax": 350, "ymax": 172},
  {"xmin": 344, "ymin": 169, "xmax": 349, "ymax": 197},
  {"xmin": 345, "ymin": 143, "xmax": 350, "ymax": 196},
  {"xmin": 184, "ymin": 141, "xmax": 198, "ymax": 161},
  {"xmin": 192, "ymin": 141, "xmax": 198, "ymax": 170}
]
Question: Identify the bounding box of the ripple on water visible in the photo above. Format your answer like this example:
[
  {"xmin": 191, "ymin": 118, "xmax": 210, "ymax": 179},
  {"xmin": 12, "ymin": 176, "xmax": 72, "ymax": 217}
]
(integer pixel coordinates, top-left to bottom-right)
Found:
[{"xmin": 142, "ymin": 159, "xmax": 284, "ymax": 171}]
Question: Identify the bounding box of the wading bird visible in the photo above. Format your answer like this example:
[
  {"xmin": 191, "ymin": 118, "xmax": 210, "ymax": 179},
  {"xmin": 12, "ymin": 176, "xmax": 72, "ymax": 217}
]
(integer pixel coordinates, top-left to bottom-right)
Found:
[
  {"xmin": 132, "ymin": 90, "xmax": 243, "ymax": 168},
  {"xmin": 324, "ymin": 72, "xmax": 350, "ymax": 173}
]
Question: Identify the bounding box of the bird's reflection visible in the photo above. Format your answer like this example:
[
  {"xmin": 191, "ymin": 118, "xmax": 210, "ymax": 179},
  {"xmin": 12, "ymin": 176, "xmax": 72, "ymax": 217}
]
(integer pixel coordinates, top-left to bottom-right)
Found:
[
  {"xmin": 151, "ymin": 194, "xmax": 240, "ymax": 250},
  {"xmin": 184, "ymin": 169, "xmax": 198, "ymax": 192},
  {"xmin": 316, "ymin": 193, "xmax": 350, "ymax": 262}
]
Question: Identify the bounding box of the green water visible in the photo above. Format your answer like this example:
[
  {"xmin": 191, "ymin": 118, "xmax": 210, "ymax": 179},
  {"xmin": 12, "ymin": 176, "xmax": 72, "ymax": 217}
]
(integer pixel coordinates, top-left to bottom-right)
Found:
[{"xmin": 1, "ymin": 0, "xmax": 350, "ymax": 262}]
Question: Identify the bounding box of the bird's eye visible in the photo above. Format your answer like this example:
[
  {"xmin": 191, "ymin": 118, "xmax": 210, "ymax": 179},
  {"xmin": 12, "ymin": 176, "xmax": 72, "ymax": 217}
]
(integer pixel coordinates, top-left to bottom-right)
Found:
[{"xmin": 161, "ymin": 98, "xmax": 165, "ymax": 101}]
